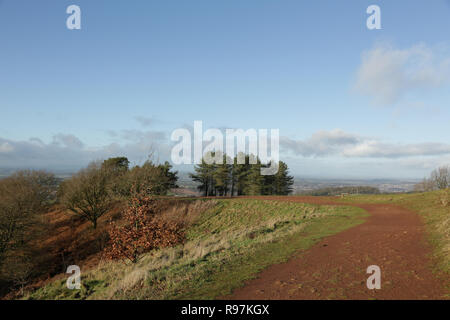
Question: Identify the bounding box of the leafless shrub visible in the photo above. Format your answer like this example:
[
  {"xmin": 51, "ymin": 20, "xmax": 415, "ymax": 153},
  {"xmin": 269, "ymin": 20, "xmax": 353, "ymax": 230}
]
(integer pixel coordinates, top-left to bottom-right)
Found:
[
  {"xmin": 415, "ymin": 166, "xmax": 450, "ymax": 192},
  {"xmin": 414, "ymin": 178, "xmax": 436, "ymax": 192},
  {"xmin": 431, "ymin": 166, "xmax": 450, "ymax": 190}
]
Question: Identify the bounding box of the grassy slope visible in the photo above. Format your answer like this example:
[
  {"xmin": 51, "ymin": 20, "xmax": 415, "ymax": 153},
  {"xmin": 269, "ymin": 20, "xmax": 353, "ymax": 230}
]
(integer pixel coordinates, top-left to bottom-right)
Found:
[
  {"xmin": 339, "ymin": 190, "xmax": 450, "ymax": 278},
  {"xmin": 26, "ymin": 199, "xmax": 366, "ymax": 300}
]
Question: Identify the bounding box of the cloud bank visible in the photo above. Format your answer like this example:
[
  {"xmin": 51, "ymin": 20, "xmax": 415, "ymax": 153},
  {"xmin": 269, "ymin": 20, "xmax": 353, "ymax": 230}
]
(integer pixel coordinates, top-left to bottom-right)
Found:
[
  {"xmin": 2, "ymin": 126, "xmax": 450, "ymax": 178},
  {"xmin": 0, "ymin": 130, "xmax": 170, "ymax": 171},
  {"xmin": 281, "ymin": 129, "xmax": 450, "ymax": 158}
]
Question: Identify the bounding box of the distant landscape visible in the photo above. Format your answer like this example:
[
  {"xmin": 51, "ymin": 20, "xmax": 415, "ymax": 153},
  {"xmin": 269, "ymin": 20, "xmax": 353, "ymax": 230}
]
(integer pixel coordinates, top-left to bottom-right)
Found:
[
  {"xmin": 93, "ymin": 170, "xmax": 421, "ymax": 196},
  {"xmin": 1, "ymin": 168, "xmax": 418, "ymax": 195}
]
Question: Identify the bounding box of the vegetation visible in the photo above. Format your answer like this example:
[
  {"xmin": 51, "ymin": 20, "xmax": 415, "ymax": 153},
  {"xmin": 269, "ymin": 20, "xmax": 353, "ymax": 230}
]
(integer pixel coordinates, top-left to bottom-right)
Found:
[
  {"xmin": 60, "ymin": 158, "xmax": 179, "ymax": 229},
  {"xmin": 0, "ymin": 170, "xmax": 58, "ymax": 295},
  {"xmin": 5, "ymin": 161, "xmax": 447, "ymax": 299},
  {"xmin": 25, "ymin": 199, "xmax": 366, "ymax": 300},
  {"xmin": 127, "ymin": 161, "xmax": 178, "ymax": 196},
  {"xmin": 415, "ymin": 165, "xmax": 450, "ymax": 192},
  {"xmin": 105, "ymin": 196, "xmax": 184, "ymax": 264},
  {"xmin": 60, "ymin": 162, "xmax": 112, "ymax": 229},
  {"xmin": 190, "ymin": 152, "xmax": 294, "ymax": 196},
  {"xmin": 0, "ymin": 156, "xmax": 179, "ymax": 297}
]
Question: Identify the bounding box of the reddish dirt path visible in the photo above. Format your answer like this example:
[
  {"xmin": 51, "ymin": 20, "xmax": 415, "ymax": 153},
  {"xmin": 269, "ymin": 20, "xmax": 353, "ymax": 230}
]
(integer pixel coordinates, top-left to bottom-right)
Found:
[{"xmin": 225, "ymin": 196, "xmax": 449, "ymax": 300}]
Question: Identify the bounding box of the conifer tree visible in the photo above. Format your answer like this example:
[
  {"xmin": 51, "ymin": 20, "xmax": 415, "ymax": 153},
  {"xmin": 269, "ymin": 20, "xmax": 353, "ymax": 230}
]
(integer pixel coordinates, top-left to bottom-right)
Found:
[
  {"xmin": 273, "ymin": 161, "xmax": 294, "ymax": 195},
  {"xmin": 190, "ymin": 153, "xmax": 294, "ymax": 196}
]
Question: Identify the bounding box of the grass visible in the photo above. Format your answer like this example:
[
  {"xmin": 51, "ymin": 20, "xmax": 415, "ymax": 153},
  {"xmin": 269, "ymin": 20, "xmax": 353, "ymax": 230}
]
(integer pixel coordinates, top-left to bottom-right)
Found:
[
  {"xmin": 339, "ymin": 190, "xmax": 450, "ymax": 278},
  {"xmin": 25, "ymin": 199, "xmax": 366, "ymax": 300}
]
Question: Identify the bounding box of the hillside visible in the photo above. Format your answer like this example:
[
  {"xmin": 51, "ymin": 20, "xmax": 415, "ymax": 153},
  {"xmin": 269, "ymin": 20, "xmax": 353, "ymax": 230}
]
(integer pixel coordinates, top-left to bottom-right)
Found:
[
  {"xmin": 3, "ymin": 190, "xmax": 449, "ymax": 300},
  {"xmin": 22, "ymin": 199, "xmax": 365, "ymax": 300}
]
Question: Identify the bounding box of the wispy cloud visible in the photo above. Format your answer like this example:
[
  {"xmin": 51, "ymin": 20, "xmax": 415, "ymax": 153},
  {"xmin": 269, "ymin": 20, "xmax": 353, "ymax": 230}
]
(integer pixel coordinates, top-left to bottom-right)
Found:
[
  {"xmin": 354, "ymin": 42, "xmax": 450, "ymax": 105},
  {"xmin": 134, "ymin": 116, "xmax": 155, "ymax": 127},
  {"xmin": 52, "ymin": 134, "xmax": 84, "ymax": 149}
]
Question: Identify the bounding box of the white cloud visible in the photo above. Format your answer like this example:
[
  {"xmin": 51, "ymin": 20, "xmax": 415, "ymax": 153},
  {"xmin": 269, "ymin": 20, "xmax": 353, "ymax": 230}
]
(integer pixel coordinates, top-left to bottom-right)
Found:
[
  {"xmin": 281, "ymin": 130, "xmax": 450, "ymax": 158},
  {"xmin": 354, "ymin": 43, "xmax": 450, "ymax": 105}
]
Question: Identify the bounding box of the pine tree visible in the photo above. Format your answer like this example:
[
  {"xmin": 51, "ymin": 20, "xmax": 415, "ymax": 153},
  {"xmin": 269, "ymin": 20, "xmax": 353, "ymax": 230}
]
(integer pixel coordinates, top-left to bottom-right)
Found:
[
  {"xmin": 233, "ymin": 153, "xmax": 250, "ymax": 196},
  {"xmin": 213, "ymin": 154, "xmax": 231, "ymax": 196},
  {"xmin": 242, "ymin": 155, "xmax": 263, "ymax": 195},
  {"xmin": 262, "ymin": 164, "xmax": 275, "ymax": 195},
  {"xmin": 190, "ymin": 153, "xmax": 294, "ymax": 196},
  {"xmin": 273, "ymin": 161, "xmax": 294, "ymax": 195},
  {"xmin": 190, "ymin": 159, "xmax": 214, "ymax": 196},
  {"xmin": 157, "ymin": 161, "xmax": 179, "ymax": 190}
]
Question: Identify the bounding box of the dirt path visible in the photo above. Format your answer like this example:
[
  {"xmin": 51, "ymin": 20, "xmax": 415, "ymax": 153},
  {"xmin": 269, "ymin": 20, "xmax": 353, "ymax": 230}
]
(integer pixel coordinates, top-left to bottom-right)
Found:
[{"xmin": 225, "ymin": 196, "xmax": 449, "ymax": 300}]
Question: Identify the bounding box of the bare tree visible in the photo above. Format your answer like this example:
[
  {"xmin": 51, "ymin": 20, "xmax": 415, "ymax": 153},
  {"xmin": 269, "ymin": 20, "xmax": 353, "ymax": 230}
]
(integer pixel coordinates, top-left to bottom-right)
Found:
[
  {"xmin": 414, "ymin": 177, "xmax": 436, "ymax": 192},
  {"xmin": 2, "ymin": 254, "xmax": 34, "ymax": 296},
  {"xmin": 60, "ymin": 162, "xmax": 112, "ymax": 229},
  {"xmin": 0, "ymin": 170, "xmax": 57, "ymax": 267},
  {"xmin": 431, "ymin": 166, "xmax": 450, "ymax": 190}
]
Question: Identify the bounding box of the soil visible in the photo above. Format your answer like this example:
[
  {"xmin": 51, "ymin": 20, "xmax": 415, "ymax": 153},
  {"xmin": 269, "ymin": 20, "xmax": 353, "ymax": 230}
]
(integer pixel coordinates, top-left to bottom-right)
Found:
[{"xmin": 225, "ymin": 196, "xmax": 449, "ymax": 300}]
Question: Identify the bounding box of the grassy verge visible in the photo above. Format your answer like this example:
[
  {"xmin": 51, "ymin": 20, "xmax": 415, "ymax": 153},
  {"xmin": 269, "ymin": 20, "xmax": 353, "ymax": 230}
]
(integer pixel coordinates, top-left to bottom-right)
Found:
[
  {"xmin": 26, "ymin": 199, "xmax": 367, "ymax": 300},
  {"xmin": 339, "ymin": 191, "xmax": 450, "ymax": 278}
]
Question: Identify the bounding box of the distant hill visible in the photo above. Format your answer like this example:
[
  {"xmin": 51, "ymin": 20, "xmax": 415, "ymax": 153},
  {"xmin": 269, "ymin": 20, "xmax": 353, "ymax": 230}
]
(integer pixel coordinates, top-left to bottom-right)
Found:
[
  {"xmin": 292, "ymin": 177, "xmax": 419, "ymax": 194},
  {"xmin": 299, "ymin": 186, "xmax": 380, "ymax": 196}
]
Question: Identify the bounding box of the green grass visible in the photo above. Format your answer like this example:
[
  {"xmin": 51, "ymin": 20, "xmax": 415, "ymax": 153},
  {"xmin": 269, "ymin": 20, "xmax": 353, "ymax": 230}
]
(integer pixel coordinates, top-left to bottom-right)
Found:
[{"xmin": 26, "ymin": 199, "xmax": 367, "ymax": 300}]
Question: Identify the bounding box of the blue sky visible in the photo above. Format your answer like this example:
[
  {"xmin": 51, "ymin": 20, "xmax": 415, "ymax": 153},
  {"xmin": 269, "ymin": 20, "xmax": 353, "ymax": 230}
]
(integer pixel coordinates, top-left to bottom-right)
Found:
[{"xmin": 1, "ymin": 0, "xmax": 450, "ymax": 178}]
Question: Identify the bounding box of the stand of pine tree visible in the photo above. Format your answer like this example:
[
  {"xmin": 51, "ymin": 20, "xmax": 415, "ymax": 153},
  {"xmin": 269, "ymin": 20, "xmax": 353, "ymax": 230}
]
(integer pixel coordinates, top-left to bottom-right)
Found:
[{"xmin": 190, "ymin": 152, "xmax": 294, "ymax": 196}]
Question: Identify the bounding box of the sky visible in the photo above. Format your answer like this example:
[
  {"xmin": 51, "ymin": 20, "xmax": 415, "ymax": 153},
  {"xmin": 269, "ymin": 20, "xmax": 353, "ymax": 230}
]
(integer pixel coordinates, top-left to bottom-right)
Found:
[{"xmin": 1, "ymin": 0, "xmax": 450, "ymax": 179}]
